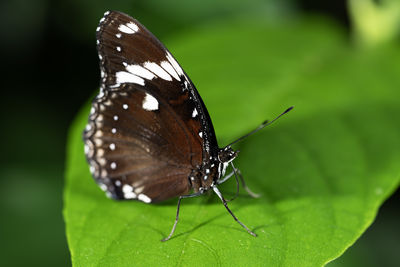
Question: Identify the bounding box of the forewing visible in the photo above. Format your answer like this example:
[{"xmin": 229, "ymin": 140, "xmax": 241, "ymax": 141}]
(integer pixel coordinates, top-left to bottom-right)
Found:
[{"xmin": 96, "ymin": 11, "xmax": 218, "ymax": 157}]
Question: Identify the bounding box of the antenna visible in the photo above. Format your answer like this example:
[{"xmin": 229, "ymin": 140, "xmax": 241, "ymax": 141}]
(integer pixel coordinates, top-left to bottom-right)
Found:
[{"xmin": 225, "ymin": 106, "xmax": 293, "ymax": 148}]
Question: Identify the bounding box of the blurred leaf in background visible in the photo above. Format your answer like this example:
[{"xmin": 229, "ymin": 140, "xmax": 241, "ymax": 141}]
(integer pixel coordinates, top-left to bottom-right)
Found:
[{"xmin": 52, "ymin": 0, "xmax": 292, "ymax": 42}]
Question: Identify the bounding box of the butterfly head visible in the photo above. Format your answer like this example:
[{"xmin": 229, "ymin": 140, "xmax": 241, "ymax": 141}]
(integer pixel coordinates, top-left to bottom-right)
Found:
[
  {"xmin": 218, "ymin": 146, "xmax": 239, "ymax": 164},
  {"xmin": 214, "ymin": 146, "xmax": 238, "ymax": 179}
]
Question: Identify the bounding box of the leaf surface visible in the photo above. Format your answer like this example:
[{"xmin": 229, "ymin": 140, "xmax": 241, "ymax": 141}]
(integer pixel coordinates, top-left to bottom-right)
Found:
[{"xmin": 64, "ymin": 17, "xmax": 400, "ymax": 266}]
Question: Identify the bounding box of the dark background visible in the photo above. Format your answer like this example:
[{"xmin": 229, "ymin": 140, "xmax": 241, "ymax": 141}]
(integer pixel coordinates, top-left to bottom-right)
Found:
[{"xmin": 0, "ymin": 0, "xmax": 398, "ymax": 266}]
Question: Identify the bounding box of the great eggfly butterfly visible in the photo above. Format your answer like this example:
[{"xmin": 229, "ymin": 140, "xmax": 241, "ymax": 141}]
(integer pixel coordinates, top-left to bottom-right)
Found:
[{"xmin": 84, "ymin": 10, "xmax": 292, "ymax": 241}]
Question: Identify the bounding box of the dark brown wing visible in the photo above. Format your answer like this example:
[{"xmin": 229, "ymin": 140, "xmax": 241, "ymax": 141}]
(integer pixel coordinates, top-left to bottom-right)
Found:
[
  {"xmin": 84, "ymin": 11, "xmax": 218, "ymax": 203},
  {"xmin": 85, "ymin": 88, "xmax": 195, "ymax": 202}
]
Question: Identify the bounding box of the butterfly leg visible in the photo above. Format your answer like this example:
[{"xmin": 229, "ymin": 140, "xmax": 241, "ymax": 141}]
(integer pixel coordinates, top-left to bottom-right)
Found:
[
  {"xmin": 161, "ymin": 191, "xmax": 204, "ymax": 242},
  {"xmin": 212, "ymin": 186, "xmax": 257, "ymax": 237},
  {"xmin": 217, "ymin": 170, "xmax": 239, "ymax": 202},
  {"xmin": 216, "ymin": 171, "xmax": 235, "ymax": 184},
  {"xmin": 231, "ymin": 162, "xmax": 260, "ymax": 198},
  {"xmin": 217, "ymin": 163, "xmax": 260, "ymax": 199}
]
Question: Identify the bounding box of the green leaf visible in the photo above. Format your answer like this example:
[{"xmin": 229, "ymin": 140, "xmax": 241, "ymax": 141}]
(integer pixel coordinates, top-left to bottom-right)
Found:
[{"xmin": 64, "ymin": 17, "xmax": 400, "ymax": 266}]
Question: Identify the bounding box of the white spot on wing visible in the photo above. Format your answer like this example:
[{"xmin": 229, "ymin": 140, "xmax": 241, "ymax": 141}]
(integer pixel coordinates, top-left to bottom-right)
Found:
[
  {"xmin": 199, "ymin": 132, "xmax": 203, "ymax": 138},
  {"xmin": 97, "ymin": 90, "xmax": 104, "ymax": 98},
  {"xmin": 183, "ymin": 80, "xmax": 190, "ymax": 91},
  {"xmin": 111, "ymin": 128, "xmax": 117, "ymax": 134},
  {"xmin": 97, "ymin": 148, "xmax": 105, "ymax": 157},
  {"xmin": 125, "ymin": 191, "xmax": 137, "ymax": 199},
  {"xmin": 142, "ymin": 93, "xmax": 159, "ymax": 111},
  {"xmin": 94, "ymin": 138, "xmax": 103, "ymax": 146},
  {"xmin": 122, "ymin": 184, "xmax": 137, "ymax": 199},
  {"xmin": 123, "ymin": 104, "xmax": 128, "ymax": 109},
  {"xmin": 116, "ymin": 46, "xmax": 121, "ymax": 52},
  {"xmin": 115, "ymin": 71, "xmax": 145, "ymax": 86},
  {"xmin": 94, "ymin": 130, "xmax": 103, "ymax": 137},
  {"xmin": 110, "ymin": 162, "xmax": 117, "ymax": 169},
  {"xmin": 122, "ymin": 184, "xmax": 133, "ymax": 193},
  {"xmin": 109, "ymin": 143, "xmax": 116, "ymax": 150},
  {"xmin": 143, "ymin": 62, "xmax": 172, "ymax": 81},
  {"xmin": 135, "ymin": 186, "xmax": 144, "ymax": 194},
  {"xmin": 166, "ymin": 51, "xmax": 184, "ymax": 77},
  {"xmin": 161, "ymin": 61, "xmax": 180, "ymax": 81},
  {"xmin": 116, "ymin": 33, "xmax": 122, "ymax": 38},
  {"xmin": 100, "ymin": 183, "xmax": 107, "ymax": 191},
  {"xmin": 124, "ymin": 63, "xmax": 155, "ymax": 80},
  {"xmin": 138, "ymin": 194, "xmax": 151, "ymax": 203},
  {"xmin": 113, "ymin": 115, "xmax": 118, "ymax": 121},
  {"xmin": 97, "ymin": 115, "xmax": 104, "ymax": 122},
  {"xmin": 192, "ymin": 108, "xmax": 198, "ymax": 118},
  {"xmin": 118, "ymin": 22, "xmax": 139, "ymax": 34}
]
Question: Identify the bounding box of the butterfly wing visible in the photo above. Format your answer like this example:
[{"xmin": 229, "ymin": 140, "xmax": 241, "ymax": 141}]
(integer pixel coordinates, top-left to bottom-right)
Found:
[{"xmin": 84, "ymin": 11, "xmax": 218, "ymax": 203}]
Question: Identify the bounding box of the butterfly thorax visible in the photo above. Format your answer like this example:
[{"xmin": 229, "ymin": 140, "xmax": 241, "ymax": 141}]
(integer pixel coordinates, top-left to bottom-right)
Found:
[
  {"xmin": 189, "ymin": 147, "xmax": 238, "ymax": 193},
  {"xmin": 189, "ymin": 162, "xmax": 218, "ymax": 193}
]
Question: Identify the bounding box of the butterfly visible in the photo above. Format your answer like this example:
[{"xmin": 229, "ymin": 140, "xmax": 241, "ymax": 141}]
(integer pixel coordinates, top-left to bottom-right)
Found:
[{"xmin": 84, "ymin": 10, "xmax": 292, "ymax": 241}]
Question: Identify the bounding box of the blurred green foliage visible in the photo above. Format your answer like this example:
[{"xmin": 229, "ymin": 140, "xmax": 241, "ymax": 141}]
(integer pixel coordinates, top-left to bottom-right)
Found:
[
  {"xmin": 52, "ymin": 0, "xmax": 291, "ymax": 42},
  {"xmin": 348, "ymin": 0, "xmax": 400, "ymax": 47},
  {"xmin": 65, "ymin": 11, "xmax": 400, "ymax": 267}
]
